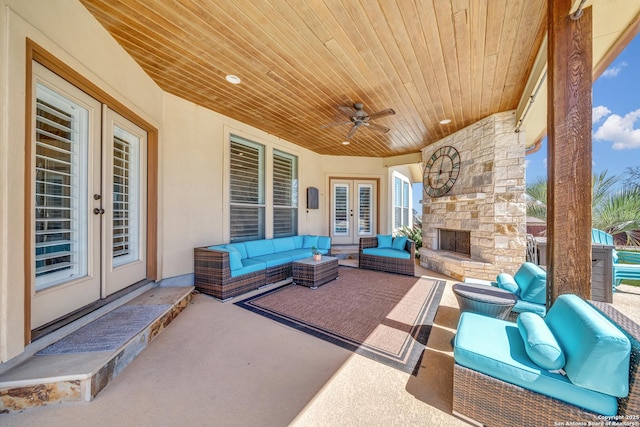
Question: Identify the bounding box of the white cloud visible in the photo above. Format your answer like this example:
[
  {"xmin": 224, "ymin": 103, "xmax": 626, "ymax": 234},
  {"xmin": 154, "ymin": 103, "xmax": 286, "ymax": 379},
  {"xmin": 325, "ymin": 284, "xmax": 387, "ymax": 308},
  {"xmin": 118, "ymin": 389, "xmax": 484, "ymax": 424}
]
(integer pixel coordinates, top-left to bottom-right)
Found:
[
  {"xmin": 602, "ymin": 61, "xmax": 628, "ymax": 78},
  {"xmin": 543, "ymin": 158, "xmax": 547, "ymax": 168},
  {"xmin": 592, "ymin": 105, "xmax": 611, "ymax": 123},
  {"xmin": 524, "ymin": 159, "xmax": 530, "ymax": 168},
  {"xmin": 593, "ymin": 108, "xmax": 640, "ymax": 150}
]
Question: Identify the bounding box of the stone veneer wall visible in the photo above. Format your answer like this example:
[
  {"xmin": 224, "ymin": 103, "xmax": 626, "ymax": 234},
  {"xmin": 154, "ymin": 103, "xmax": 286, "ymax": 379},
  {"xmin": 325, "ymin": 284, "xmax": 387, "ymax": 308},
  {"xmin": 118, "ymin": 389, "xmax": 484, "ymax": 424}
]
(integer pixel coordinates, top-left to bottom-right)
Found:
[{"xmin": 419, "ymin": 111, "xmax": 526, "ymax": 281}]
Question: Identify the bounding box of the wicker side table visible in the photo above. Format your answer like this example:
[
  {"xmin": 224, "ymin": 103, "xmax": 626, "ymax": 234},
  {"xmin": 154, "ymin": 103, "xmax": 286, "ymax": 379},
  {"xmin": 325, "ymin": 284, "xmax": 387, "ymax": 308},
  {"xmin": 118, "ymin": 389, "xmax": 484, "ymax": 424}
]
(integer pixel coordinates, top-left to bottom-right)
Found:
[
  {"xmin": 452, "ymin": 282, "xmax": 518, "ymax": 320},
  {"xmin": 292, "ymin": 256, "xmax": 339, "ymax": 289}
]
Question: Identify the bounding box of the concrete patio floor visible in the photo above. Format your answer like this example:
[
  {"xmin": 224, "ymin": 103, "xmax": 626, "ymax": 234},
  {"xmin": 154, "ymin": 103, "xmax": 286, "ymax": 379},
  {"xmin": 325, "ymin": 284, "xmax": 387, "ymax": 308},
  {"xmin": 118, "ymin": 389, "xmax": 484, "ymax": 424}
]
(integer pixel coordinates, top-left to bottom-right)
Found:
[{"xmin": 2, "ymin": 263, "xmax": 639, "ymax": 427}]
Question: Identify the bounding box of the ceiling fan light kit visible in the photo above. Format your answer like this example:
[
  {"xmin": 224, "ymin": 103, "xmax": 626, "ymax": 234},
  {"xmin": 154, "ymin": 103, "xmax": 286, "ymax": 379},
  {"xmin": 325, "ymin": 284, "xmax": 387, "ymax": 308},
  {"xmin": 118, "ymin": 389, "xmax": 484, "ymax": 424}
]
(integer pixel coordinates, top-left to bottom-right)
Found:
[{"xmin": 321, "ymin": 102, "xmax": 395, "ymax": 140}]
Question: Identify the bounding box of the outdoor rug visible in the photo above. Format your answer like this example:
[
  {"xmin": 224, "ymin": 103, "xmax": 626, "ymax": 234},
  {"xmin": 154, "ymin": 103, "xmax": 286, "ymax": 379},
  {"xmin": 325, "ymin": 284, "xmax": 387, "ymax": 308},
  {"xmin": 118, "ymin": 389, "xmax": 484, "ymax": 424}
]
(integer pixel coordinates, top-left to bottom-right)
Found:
[
  {"xmin": 235, "ymin": 267, "xmax": 445, "ymax": 373},
  {"xmin": 37, "ymin": 304, "xmax": 171, "ymax": 355}
]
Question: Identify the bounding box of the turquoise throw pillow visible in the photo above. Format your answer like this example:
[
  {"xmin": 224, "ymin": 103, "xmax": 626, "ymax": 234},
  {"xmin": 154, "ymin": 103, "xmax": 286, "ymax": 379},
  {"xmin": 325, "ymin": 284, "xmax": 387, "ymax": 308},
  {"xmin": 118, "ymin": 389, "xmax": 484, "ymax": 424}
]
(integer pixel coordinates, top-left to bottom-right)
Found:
[
  {"xmin": 496, "ymin": 273, "xmax": 520, "ymax": 295},
  {"xmin": 377, "ymin": 234, "xmax": 393, "ymax": 248},
  {"xmin": 228, "ymin": 250, "xmax": 243, "ymax": 271},
  {"xmin": 517, "ymin": 312, "xmax": 565, "ymax": 370},
  {"xmin": 392, "ymin": 236, "xmax": 407, "ymax": 251}
]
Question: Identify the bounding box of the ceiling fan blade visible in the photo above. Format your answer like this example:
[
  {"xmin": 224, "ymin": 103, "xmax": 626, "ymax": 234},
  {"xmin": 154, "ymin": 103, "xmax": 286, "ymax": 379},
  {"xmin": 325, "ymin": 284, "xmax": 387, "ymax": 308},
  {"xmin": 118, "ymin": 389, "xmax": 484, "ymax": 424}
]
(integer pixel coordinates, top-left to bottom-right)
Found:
[
  {"xmin": 320, "ymin": 121, "xmax": 352, "ymax": 129},
  {"xmin": 338, "ymin": 105, "xmax": 356, "ymax": 117},
  {"xmin": 345, "ymin": 124, "xmax": 360, "ymax": 139},
  {"xmin": 364, "ymin": 122, "xmax": 390, "ymax": 133},
  {"xmin": 367, "ymin": 108, "xmax": 396, "ymax": 120}
]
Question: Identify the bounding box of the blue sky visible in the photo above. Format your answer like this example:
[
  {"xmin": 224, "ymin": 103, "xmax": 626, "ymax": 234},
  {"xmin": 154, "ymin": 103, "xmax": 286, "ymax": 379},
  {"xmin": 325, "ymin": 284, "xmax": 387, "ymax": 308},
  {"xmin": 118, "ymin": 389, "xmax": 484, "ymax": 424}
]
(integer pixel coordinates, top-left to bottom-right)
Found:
[{"xmin": 525, "ymin": 33, "xmax": 640, "ymax": 185}]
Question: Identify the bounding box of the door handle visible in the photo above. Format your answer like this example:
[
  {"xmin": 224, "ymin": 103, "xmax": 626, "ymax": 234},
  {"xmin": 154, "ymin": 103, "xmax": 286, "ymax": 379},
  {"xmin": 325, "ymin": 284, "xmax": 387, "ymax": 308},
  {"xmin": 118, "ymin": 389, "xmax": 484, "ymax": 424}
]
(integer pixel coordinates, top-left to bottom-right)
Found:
[{"xmin": 93, "ymin": 208, "xmax": 105, "ymax": 215}]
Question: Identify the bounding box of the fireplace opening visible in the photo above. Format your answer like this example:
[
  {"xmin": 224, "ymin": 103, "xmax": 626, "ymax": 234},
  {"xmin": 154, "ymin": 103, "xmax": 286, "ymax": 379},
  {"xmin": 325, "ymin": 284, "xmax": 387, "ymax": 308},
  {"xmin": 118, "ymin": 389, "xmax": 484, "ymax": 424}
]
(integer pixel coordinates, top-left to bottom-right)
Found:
[{"xmin": 439, "ymin": 229, "xmax": 471, "ymax": 256}]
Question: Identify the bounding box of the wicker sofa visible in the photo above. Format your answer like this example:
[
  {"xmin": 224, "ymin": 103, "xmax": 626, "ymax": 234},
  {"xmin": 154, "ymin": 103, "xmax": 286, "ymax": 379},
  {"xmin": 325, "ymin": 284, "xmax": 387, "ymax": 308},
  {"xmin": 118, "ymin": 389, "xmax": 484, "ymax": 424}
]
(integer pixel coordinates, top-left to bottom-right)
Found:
[
  {"xmin": 359, "ymin": 235, "xmax": 415, "ymax": 276},
  {"xmin": 453, "ymin": 295, "xmax": 639, "ymax": 425},
  {"xmin": 194, "ymin": 235, "xmax": 331, "ymax": 301}
]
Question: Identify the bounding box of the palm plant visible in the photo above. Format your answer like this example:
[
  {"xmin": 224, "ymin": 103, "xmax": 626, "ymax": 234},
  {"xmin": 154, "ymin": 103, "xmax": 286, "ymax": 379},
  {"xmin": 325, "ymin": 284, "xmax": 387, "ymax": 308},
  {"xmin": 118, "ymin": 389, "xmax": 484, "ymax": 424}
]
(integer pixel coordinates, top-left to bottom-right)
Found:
[{"xmin": 526, "ymin": 170, "xmax": 640, "ymax": 246}]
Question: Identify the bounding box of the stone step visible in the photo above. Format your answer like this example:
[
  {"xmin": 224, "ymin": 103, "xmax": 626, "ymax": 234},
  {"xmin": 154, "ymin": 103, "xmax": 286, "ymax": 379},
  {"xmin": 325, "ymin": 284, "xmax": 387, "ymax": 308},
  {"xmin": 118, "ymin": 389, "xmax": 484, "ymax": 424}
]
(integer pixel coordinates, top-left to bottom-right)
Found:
[{"xmin": 0, "ymin": 286, "xmax": 193, "ymax": 413}]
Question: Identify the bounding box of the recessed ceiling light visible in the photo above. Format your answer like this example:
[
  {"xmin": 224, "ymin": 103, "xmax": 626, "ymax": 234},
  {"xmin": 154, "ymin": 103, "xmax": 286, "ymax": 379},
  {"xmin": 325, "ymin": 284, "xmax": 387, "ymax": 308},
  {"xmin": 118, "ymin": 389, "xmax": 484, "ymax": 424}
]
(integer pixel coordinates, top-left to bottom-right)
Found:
[
  {"xmin": 341, "ymin": 141, "xmax": 350, "ymax": 145},
  {"xmin": 439, "ymin": 118, "xmax": 452, "ymax": 125},
  {"xmin": 225, "ymin": 74, "xmax": 241, "ymax": 84}
]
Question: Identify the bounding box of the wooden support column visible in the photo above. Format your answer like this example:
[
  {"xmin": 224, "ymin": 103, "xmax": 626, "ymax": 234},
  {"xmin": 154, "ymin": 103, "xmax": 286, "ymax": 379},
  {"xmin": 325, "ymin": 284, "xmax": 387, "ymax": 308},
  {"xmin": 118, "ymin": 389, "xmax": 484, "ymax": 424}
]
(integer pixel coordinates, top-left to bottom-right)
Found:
[{"xmin": 547, "ymin": 1, "xmax": 593, "ymax": 306}]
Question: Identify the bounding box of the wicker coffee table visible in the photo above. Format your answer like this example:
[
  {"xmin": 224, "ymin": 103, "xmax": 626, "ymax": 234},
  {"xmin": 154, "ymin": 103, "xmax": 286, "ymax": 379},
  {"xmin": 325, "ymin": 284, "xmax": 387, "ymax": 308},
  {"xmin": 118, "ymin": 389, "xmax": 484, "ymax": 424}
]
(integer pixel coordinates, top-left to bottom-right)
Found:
[
  {"xmin": 292, "ymin": 256, "xmax": 339, "ymax": 289},
  {"xmin": 452, "ymin": 282, "xmax": 518, "ymax": 320}
]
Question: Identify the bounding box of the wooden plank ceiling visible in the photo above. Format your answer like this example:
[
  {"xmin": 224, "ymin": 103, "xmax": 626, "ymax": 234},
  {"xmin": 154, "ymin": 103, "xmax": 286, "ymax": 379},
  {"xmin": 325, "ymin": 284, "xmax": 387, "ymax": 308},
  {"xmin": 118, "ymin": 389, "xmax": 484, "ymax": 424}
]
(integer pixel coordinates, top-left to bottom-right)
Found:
[{"xmin": 80, "ymin": 0, "xmax": 546, "ymax": 157}]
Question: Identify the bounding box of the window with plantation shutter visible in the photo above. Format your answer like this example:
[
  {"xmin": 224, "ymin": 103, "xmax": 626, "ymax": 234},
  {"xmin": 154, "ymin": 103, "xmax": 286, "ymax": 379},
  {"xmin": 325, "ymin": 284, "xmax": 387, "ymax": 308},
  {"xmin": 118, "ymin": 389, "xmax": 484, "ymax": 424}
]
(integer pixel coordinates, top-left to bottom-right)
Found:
[
  {"xmin": 34, "ymin": 83, "xmax": 89, "ymax": 291},
  {"xmin": 230, "ymin": 136, "xmax": 265, "ymax": 242},
  {"xmin": 393, "ymin": 174, "xmax": 412, "ymax": 231},
  {"xmin": 273, "ymin": 150, "xmax": 298, "ymax": 237}
]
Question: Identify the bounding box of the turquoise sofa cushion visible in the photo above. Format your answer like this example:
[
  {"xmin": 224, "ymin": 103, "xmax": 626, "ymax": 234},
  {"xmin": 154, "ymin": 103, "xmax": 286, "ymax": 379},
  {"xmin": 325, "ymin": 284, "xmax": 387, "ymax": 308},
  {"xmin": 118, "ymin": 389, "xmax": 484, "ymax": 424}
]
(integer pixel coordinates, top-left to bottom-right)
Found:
[
  {"xmin": 392, "ymin": 236, "xmax": 408, "ymax": 251},
  {"xmin": 251, "ymin": 253, "xmax": 292, "ymax": 268},
  {"xmin": 362, "ymin": 247, "xmax": 411, "ymax": 260},
  {"xmin": 512, "ymin": 299, "xmax": 546, "ymax": 317},
  {"xmin": 496, "ymin": 273, "xmax": 520, "ymax": 294},
  {"xmin": 292, "ymin": 235, "xmax": 303, "ymax": 248},
  {"xmin": 545, "ymin": 294, "xmax": 630, "ymax": 398},
  {"xmin": 207, "ymin": 246, "xmax": 242, "ymax": 270},
  {"xmin": 230, "ymin": 259, "xmax": 266, "ymax": 278},
  {"xmin": 515, "ymin": 262, "xmax": 547, "ymax": 304},
  {"xmin": 226, "ymin": 243, "xmax": 247, "ymax": 259},
  {"xmin": 303, "ymin": 235, "xmax": 319, "ymax": 249},
  {"xmin": 228, "ymin": 250, "xmax": 243, "ymax": 271},
  {"xmin": 454, "ymin": 312, "xmax": 619, "ymax": 416},
  {"xmin": 285, "ymin": 249, "xmax": 313, "ymax": 261},
  {"xmin": 317, "ymin": 236, "xmax": 331, "ymax": 250},
  {"xmin": 244, "ymin": 240, "xmax": 275, "ymax": 258},
  {"xmin": 376, "ymin": 234, "xmax": 393, "ymax": 248},
  {"xmin": 517, "ymin": 312, "xmax": 565, "ymax": 370},
  {"xmin": 272, "ymin": 237, "xmax": 296, "ymax": 253}
]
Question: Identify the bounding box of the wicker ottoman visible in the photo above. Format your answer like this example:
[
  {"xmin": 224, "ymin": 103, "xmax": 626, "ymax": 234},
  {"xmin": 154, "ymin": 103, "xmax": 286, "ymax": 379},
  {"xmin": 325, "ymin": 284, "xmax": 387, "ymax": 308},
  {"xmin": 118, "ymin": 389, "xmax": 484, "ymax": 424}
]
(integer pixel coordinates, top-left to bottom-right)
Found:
[
  {"xmin": 452, "ymin": 282, "xmax": 517, "ymax": 320},
  {"xmin": 292, "ymin": 256, "xmax": 339, "ymax": 289}
]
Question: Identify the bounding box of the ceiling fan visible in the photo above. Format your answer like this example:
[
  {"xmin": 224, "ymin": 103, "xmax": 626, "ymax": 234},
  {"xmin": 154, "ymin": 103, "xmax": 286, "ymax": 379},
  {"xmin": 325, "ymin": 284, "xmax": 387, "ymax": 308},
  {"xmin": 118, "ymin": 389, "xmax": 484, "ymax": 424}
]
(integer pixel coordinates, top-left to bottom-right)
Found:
[{"xmin": 320, "ymin": 102, "xmax": 396, "ymax": 139}]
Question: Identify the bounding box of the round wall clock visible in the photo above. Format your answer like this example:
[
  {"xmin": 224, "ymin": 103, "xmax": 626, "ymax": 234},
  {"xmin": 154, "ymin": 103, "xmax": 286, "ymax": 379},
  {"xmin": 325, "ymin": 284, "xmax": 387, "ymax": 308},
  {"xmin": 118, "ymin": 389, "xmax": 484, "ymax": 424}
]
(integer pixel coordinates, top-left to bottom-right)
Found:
[{"xmin": 423, "ymin": 146, "xmax": 461, "ymax": 198}]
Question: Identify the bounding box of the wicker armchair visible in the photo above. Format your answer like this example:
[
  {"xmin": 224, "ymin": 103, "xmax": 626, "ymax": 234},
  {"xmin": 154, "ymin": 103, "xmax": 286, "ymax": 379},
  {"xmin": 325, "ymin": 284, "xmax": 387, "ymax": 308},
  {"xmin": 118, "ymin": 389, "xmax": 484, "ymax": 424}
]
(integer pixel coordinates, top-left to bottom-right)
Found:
[
  {"xmin": 358, "ymin": 236, "xmax": 415, "ymax": 276},
  {"xmin": 453, "ymin": 301, "xmax": 640, "ymax": 425},
  {"xmin": 194, "ymin": 246, "xmax": 265, "ymax": 301}
]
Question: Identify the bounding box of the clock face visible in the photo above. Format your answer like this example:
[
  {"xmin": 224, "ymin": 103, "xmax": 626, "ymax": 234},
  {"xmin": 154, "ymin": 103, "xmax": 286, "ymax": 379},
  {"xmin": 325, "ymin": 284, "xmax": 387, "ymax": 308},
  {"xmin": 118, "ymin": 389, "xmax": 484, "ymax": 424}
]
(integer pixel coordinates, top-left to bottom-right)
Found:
[{"xmin": 423, "ymin": 146, "xmax": 460, "ymax": 197}]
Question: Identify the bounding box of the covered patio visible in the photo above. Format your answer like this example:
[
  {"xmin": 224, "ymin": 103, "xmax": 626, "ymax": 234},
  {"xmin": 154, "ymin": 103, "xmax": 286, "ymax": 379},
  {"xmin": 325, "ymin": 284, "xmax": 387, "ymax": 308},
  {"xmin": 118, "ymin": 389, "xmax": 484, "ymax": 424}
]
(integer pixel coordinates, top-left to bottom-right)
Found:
[{"xmin": 1, "ymin": 0, "xmax": 640, "ymax": 424}]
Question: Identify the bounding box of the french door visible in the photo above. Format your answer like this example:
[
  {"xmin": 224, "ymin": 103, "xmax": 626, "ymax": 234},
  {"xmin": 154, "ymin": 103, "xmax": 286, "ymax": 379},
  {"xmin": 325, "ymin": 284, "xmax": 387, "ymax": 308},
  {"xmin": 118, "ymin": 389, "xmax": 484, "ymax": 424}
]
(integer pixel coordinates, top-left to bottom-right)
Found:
[
  {"xmin": 30, "ymin": 63, "xmax": 147, "ymax": 329},
  {"xmin": 330, "ymin": 179, "xmax": 377, "ymax": 245}
]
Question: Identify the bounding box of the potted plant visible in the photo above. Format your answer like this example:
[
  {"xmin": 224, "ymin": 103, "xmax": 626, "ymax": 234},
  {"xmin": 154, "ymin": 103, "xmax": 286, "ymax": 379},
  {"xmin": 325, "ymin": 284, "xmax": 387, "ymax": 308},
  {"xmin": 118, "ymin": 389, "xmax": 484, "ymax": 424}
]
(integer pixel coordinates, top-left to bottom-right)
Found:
[{"xmin": 311, "ymin": 246, "xmax": 321, "ymax": 261}]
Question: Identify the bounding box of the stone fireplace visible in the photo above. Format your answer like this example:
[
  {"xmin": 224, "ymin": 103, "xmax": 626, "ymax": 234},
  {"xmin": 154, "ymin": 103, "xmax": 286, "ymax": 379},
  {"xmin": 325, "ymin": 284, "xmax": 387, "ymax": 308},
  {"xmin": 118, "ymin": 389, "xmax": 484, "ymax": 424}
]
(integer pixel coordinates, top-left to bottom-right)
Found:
[{"xmin": 419, "ymin": 111, "xmax": 526, "ymax": 281}]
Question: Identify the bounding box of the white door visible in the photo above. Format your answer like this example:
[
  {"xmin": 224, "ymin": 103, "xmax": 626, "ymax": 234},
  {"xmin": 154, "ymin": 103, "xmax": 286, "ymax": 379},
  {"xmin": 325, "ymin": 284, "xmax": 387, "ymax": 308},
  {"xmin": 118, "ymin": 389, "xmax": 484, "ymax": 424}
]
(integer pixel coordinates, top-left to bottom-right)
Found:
[
  {"xmin": 30, "ymin": 63, "xmax": 147, "ymax": 329},
  {"xmin": 102, "ymin": 109, "xmax": 147, "ymax": 296},
  {"xmin": 330, "ymin": 179, "xmax": 377, "ymax": 244}
]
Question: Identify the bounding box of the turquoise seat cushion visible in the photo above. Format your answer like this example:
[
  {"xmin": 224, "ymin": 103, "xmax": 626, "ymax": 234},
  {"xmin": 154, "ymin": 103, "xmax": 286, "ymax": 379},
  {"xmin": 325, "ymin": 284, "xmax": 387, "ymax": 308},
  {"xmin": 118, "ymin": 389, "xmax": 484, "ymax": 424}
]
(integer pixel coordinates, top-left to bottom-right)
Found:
[
  {"xmin": 545, "ymin": 294, "xmax": 630, "ymax": 397},
  {"xmin": 244, "ymin": 240, "xmax": 275, "ymax": 258},
  {"xmin": 285, "ymin": 249, "xmax": 314, "ymax": 261},
  {"xmin": 392, "ymin": 236, "xmax": 408, "ymax": 251},
  {"xmin": 512, "ymin": 299, "xmax": 546, "ymax": 317},
  {"xmin": 517, "ymin": 312, "xmax": 565, "ymax": 370},
  {"xmin": 496, "ymin": 273, "xmax": 520, "ymax": 294},
  {"xmin": 362, "ymin": 248, "xmax": 410, "ymax": 260},
  {"xmin": 292, "ymin": 235, "xmax": 303, "ymax": 248},
  {"xmin": 251, "ymin": 253, "xmax": 292, "ymax": 268},
  {"xmin": 230, "ymin": 259, "xmax": 266, "ymax": 278},
  {"xmin": 515, "ymin": 262, "xmax": 546, "ymax": 304},
  {"xmin": 272, "ymin": 237, "xmax": 296, "ymax": 253},
  {"xmin": 454, "ymin": 312, "xmax": 619, "ymax": 416},
  {"xmin": 303, "ymin": 235, "xmax": 319, "ymax": 249},
  {"xmin": 226, "ymin": 243, "xmax": 247, "ymax": 259},
  {"xmin": 376, "ymin": 234, "xmax": 393, "ymax": 248},
  {"xmin": 317, "ymin": 236, "xmax": 331, "ymax": 250}
]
